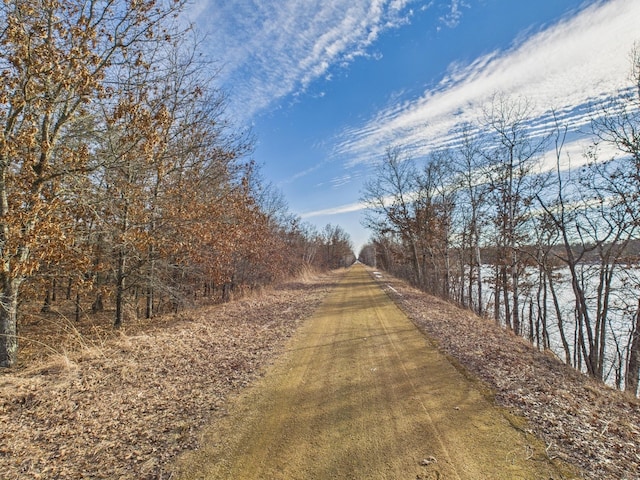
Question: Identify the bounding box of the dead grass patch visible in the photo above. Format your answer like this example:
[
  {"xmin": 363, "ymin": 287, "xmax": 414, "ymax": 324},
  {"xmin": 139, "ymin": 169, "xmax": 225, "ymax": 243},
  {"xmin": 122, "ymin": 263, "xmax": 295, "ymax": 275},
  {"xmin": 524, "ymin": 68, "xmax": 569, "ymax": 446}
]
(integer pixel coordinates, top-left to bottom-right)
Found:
[
  {"xmin": 373, "ymin": 268, "xmax": 640, "ymax": 480},
  {"xmin": 0, "ymin": 271, "xmax": 341, "ymax": 479},
  {"xmin": 5, "ymin": 266, "xmax": 637, "ymax": 480}
]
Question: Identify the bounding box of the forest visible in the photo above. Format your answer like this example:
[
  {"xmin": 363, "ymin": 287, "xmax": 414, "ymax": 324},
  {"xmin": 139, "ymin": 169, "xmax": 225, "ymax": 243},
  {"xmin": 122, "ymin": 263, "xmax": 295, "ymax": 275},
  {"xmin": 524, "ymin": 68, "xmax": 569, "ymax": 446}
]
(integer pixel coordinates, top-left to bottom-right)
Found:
[
  {"xmin": 359, "ymin": 45, "xmax": 640, "ymax": 398},
  {"xmin": 0, "ymin": 0, "xmax": 355, "ymax": 368}
]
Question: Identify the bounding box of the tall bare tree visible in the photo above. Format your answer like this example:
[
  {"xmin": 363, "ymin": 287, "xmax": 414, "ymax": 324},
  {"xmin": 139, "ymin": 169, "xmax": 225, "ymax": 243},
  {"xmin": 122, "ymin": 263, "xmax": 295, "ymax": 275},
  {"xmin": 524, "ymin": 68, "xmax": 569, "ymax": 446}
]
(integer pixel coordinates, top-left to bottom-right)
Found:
[
  {"xmin": 590, "ymin": 43, "xmax": 640, "ymax": 392},
  {"xmin": 361, "ymin": 147, "xmax": 426, "ymax": 287},
  {"xmin": 483, "ymin": 93, "xmax": 547, "ymax": 334},
  {"xmin": 450, "ymin": 124, "xmax": 489, "ymax": 314}
]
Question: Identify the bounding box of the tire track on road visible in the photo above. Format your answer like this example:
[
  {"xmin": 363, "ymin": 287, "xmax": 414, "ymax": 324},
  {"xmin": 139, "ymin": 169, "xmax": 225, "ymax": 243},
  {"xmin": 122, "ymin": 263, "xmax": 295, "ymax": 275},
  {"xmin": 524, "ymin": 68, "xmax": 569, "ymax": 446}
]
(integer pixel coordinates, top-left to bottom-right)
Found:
[{"xmin": 175, "ymin": 265, "xmax": 567, "ymax": 479}]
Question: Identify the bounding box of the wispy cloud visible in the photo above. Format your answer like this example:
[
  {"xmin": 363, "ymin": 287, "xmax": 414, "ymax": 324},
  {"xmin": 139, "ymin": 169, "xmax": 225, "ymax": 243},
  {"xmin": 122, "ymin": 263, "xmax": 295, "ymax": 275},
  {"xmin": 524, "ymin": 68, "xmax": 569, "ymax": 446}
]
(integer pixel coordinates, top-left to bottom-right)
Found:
[
  {"xmin": 301, "ymin": 201, "xmax": 366, "ymax": 218},
  {"xmin": 187, "ymin": 0, "xmax": 436, "ymax": 122},
  {"xmin": 330, "ymin": 174, "xmax": 353, "ymax": 188},
  {"xmin": 335, "ymin": 0, "xmax": 640, "ymax": 165},
  {"xmin": 278, "ymin": 161, "xmax": 327, "ymax": 186},
  {"xmin": 439, "ymin": 0, "xmax": 469, "ymax": 29}
]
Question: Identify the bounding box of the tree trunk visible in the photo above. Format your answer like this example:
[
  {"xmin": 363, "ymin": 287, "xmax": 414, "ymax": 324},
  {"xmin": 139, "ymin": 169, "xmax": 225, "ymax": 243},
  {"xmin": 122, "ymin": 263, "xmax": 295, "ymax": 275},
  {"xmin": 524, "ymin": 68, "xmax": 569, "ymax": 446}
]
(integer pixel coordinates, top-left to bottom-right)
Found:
[
  {"xmin": 0, "ymin": 278, "xmax": 21, "ymax": 367},
  {"xmin": 114, "ymin": 249, "xmax": 126, "ymax": 328},
  {"xmin": 548, "ymin": 271, "xmax": 571, "ymax": 365},
  {"xmin": 410, "ymin": 237, "xmax": 424, "ymax": 289},
  {"xmin": 75, "ymin": 291, "xmax": 81, "ymax": 323},
  {"xmin": 475, "ymin": 244, "xmax": 483, "ymax": 316},
  {"xmin": 502, "ymin": 266, "xmax": 511, "ymax": 329},
  {"xmin": 493, "ymin": 263, "xmax": 501, "ymax": 323},
  {"xmin": 146, "ymin": 287, "xmax": 153, "ymax": 319},
  {"xmin": 528, "ymin": 299, "xmax": 534, "ymax": 344},
  {"xmin": 625, "ymin": 298, "xmax": 640, "ymax": 396},
  {"xmin": 222, "ymin": 283, "xmax": 231, "ymax": 303},
  {"xmin": 465, "ymin": 250, "xmax": 472, "ymax": 310},
  {"xmin": 92, "ymin": 292, "xmax": 104, "ymax": 313},
  {"xmin": 541, "ymin": 271, "xmax": 550, "ymax": 350},
  {"xmin": 511, "ymin": 261, "xmax": 520, "ymax": 336},
  {"xmin": 41, "ymin": 286, "xmax": 52, "ymax": 313},
  {"xmin": 443, "ymin": 245, "xmax": 451, "ymax": 299}
]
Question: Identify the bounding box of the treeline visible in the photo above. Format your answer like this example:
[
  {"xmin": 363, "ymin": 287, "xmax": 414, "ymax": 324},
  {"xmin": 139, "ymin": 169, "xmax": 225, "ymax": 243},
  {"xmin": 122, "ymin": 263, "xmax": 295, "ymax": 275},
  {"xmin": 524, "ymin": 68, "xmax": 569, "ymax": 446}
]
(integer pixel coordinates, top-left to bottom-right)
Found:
[
  {"xmin": 359, "ymin": 45, "xmax": 640, "ymax": 397},
  {"xmin": 0, "ymin": 0, "xmax": 353, "ymax": 367}
]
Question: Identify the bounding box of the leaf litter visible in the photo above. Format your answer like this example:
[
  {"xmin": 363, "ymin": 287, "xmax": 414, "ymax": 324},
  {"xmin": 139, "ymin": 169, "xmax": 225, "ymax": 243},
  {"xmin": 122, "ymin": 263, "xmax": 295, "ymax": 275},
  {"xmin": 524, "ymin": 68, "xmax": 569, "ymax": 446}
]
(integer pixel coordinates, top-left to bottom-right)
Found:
[
  {"xmin": 2, "ymin": 268, "xmax": 639, "ymax": 479},
  {"xmin": 377, "ymin": 271, "xmax": 640, "ymax": 480},
  {"xmin": 0, "ymin": 274, "xmax": 338, "ymax": 479}
]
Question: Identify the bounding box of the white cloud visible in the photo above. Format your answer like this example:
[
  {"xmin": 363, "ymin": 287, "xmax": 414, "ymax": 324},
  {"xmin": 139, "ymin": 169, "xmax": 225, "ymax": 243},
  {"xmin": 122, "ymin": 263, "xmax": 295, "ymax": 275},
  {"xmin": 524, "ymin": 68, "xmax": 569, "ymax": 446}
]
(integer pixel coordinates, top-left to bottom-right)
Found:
[
  {"xmin": 301, "ymin": 201, "xmax": 366, "ymax": 218},
  {"xmin": 335, "ymin": 0, "xmax": 640, "ymax": 165},
  {"xmin": 279, "ymin": 161, "xmax": 327, "ymax": 185},
  {"xmin": 189, "ymin": 0, "xmax": 423, "ymax": 122},
  {"xmin": 440, "ymin": 0, "xmax": 469, "ymax": 28},
  {"xmin": 301, "ymin": 135, "xmax": 623, "ymax": 221}
]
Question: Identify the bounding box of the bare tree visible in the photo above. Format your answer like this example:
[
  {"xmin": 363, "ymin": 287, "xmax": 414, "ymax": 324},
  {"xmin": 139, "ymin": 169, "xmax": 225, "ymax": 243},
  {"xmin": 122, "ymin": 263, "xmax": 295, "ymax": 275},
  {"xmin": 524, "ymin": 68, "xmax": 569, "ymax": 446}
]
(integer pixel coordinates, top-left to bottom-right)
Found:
[
  {"xmin": 450, "ymin": 124, "xmax": 490, "ymax": 314},
  {"xmin": 414, "ymin": 154, "xmax": 456, "ymax": 298},
  {"xmin": 590, "ymin": 43, "xmax": 640, "ymax": 392},
  {"xmin": 362, "ymin": 147, "xmax": 456, "ymax": 297},
  {"xmin": 361, "ymin": 147, "xmax": 425, "ymax": 287},
  {"xmin": 320, "ymin": 224, "xmax": 354, "ymax": 269},
  {"xmin": 483, "ymin": 93, "xmax": 547, "ymax": 335}
]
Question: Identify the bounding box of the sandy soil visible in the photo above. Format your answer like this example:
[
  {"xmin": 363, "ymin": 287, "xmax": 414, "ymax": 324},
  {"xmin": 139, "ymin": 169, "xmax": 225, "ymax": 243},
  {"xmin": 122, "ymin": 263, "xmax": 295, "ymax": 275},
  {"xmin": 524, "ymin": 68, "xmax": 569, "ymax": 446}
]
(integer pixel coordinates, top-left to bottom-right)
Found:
[{"xmin": 174, "ymin": 265, "xmax": 572, "ymax": 479}]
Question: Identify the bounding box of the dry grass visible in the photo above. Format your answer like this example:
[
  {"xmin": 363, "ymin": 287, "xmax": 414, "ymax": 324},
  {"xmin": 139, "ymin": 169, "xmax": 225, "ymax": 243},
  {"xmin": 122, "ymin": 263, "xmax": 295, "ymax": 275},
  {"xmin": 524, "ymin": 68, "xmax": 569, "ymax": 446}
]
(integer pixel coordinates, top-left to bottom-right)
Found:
[
  {"xmin": 3, "ymin": 266, "xmax": 639, "ymax": 479},
  {"xmin": 0, "ymin": 271, "xmax": 340, "ymax": 479},
  {"xmin": 374, "ymin": 269, "xmax": 640, "ymax": 480}
]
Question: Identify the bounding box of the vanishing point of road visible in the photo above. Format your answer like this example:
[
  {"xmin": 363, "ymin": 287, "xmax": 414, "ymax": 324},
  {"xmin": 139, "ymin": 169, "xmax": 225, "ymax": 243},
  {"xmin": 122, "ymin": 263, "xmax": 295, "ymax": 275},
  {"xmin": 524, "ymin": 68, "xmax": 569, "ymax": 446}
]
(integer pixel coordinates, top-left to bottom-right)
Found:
[{"xmin": 176, "ymin": 265, "xmax": 569, "ymax": 479}]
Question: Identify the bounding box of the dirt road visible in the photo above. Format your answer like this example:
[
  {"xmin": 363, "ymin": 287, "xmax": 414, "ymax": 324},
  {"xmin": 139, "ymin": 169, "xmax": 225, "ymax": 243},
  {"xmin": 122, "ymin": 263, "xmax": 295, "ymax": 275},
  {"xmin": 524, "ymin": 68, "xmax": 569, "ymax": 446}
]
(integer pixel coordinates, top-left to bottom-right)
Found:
[{"xmin": 175, "ymin": 265, "xmax": 568, "ymax": 479}]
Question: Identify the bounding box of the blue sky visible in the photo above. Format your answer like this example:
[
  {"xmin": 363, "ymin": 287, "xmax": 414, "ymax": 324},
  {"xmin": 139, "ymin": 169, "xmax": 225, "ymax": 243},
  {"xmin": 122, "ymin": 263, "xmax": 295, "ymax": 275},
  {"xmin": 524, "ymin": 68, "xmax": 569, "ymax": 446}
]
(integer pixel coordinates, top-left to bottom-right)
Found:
[{"xmin": 186, "ymin": 0, "xmax": 640, "ymax": 254}]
